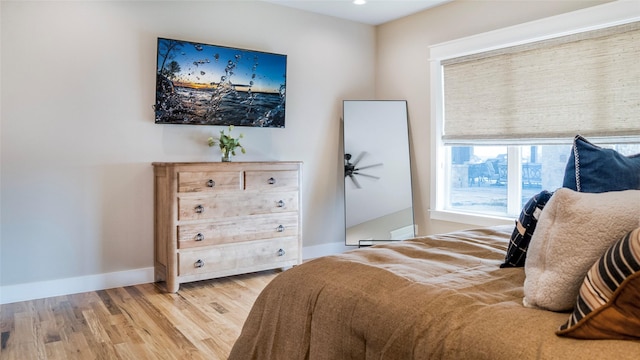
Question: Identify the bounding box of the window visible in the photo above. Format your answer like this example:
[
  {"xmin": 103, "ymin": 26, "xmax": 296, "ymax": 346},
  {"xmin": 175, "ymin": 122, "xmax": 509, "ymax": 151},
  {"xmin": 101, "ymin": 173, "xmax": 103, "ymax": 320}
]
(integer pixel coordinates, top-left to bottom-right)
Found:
[
  {"xmin": 429, "ymin": 2, "xmax": 640, "ymax": 225},
  {"xmin": 447, "ymin": 145, "xmax": 563, "ymax": 217},
  {"xmin": 445, "ymin": 143, "xmax": 640, "ymax": 219}
]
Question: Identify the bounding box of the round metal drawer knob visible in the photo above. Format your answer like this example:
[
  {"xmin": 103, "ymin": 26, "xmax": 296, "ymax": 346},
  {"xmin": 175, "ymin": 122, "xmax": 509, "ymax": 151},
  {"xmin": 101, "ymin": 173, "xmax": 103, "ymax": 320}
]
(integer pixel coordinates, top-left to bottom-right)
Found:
[
  {"xmin": 195, "ymin": 233, "xmax": 204, "ymax": 241},
  {"xmin": 194, "ymin": 259, "xmax": 205, "ymax": 268},
  {"xmin": 206, "ymin": 179, "xmax": 215, "ymax": 187},
  {"xmin": 276, "ymin": 225, "xmax": 285, "ymax": 232},
  {"xmin": 194, "ymin": 205, "xmax": 204, "ymax": 213},
  {"xmin": 268, "ymin": 177, "xmax": 276, "ymax": 185},
  {"xmin": 277, "ymin": 200, "xmax": 285, "ymax": 208},
  {"xmin": 277, "ymin": 249, "xmax": 286, "ymax": 257}
]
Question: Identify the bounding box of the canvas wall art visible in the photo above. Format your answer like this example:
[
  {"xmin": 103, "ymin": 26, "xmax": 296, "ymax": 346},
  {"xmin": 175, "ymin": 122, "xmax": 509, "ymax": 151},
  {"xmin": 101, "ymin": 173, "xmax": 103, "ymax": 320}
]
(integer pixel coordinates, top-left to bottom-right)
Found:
[{"xmin": 155, "ymin": 38, "xmax": 287, "ymax": 127}]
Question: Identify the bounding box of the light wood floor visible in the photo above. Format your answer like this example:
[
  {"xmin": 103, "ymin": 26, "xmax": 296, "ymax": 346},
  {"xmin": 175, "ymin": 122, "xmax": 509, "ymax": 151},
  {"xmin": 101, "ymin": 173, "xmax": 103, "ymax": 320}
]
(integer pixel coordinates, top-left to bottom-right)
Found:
[{"xmin": 0, "ymin": 269, "xmax": 280, "ymax": 360}]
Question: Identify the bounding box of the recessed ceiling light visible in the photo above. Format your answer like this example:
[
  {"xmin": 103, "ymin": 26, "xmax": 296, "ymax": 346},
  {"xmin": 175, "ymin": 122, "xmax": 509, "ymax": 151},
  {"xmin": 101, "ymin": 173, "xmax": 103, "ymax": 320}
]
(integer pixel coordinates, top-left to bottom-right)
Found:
[{"xmin": 353, "ymin": 0, "xmax": 366, "ymax": 5}]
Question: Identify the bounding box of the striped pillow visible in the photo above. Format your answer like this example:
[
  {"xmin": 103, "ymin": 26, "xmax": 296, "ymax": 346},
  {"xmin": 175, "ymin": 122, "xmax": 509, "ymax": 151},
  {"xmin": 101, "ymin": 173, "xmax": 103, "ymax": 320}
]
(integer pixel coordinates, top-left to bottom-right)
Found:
[{"xmin": 557, "ymin": 227, "xmax": 640, "ymax": 340}]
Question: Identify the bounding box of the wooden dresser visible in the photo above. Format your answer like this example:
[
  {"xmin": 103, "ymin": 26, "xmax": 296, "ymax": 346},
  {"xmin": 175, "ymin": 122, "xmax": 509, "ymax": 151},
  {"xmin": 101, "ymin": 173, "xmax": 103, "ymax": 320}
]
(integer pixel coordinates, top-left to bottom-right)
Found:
[{"xmin": 152, "ymin": 161, "xmax": 302, "ymax": 292}]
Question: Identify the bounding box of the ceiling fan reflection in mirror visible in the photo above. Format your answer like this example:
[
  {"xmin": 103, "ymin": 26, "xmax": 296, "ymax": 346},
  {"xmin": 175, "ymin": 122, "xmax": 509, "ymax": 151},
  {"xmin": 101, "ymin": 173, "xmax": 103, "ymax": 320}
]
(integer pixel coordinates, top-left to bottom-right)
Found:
[{"xmin": 344, "ymin": 152, "xmax": 383, "ymax": 189}]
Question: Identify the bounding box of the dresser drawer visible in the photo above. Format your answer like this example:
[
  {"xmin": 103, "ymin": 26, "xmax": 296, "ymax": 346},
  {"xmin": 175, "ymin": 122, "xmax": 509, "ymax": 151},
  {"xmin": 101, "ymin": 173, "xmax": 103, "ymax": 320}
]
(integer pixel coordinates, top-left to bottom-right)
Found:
[
  {"xmin": 177, "ymin": 213, "xmax": 299, "ymax": 249},
  {"xmin": 177, "ymin": 171, "xmax": 242, "ymax": 193},
  {"xmin": 178, "ymin": 191, "xmax": 299, "ymax": 221},
  {"xmin": 178, "ymin": 237, "xmax": 299, "ymax": 276},
  {"xmin": 245, "ymin": 170, "xmax": 299, "ymax": 191}
]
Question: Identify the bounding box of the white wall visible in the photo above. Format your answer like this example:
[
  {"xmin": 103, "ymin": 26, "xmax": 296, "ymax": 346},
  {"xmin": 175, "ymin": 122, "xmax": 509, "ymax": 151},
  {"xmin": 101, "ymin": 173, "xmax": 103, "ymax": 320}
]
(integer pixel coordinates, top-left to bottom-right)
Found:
[
  {"xmin": 0, "ymin": 0, "xmax": 374, "ymax": 301},
  {"xmin": 375, "ymin": 0, "xmax": 611, "ymax": 235}
]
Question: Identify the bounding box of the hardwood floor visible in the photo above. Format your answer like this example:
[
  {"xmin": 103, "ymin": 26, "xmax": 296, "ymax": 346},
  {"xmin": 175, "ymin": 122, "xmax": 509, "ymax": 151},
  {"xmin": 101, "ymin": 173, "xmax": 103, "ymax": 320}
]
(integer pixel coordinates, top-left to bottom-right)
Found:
[{"xmin": 0, "ymin": 269, "xmax": 280, "ymax": 360}]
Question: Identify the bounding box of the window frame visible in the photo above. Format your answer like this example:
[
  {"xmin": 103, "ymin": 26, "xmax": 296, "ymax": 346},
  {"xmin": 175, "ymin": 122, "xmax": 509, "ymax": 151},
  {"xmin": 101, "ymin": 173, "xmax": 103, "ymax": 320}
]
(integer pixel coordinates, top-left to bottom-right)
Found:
[{"xmin": 429, "ymin": 2, "xmax": 640, "ymax": 226}]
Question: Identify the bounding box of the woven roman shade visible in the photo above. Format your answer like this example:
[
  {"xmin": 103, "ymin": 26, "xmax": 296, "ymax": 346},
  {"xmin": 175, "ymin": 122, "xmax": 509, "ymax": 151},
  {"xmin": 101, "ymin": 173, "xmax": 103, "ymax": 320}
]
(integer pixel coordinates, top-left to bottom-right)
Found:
[{"xmin": 442, "ymin": 21, "xmax": 640, "ymax": 144}]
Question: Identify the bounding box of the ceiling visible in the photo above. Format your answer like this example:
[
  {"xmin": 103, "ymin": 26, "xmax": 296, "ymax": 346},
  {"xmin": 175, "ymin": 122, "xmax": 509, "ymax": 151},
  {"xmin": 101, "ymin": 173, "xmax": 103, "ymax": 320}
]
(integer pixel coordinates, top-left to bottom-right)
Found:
[{"xmin": 262, "ymin": 0, "xmax": 452, "ymax": 25}]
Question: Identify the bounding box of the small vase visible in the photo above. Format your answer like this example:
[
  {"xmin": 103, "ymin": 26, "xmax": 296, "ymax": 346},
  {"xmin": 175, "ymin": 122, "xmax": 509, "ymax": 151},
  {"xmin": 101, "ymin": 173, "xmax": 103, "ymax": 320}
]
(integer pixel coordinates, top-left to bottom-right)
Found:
[{"xmin": 221, "ymin": 152, "xmax": 232, "ymax": 162}]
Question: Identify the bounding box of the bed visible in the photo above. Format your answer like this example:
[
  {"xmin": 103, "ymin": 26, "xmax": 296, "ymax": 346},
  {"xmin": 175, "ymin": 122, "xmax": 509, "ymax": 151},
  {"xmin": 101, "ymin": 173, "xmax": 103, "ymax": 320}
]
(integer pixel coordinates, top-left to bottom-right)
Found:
[
  {"xmin": 230, "ymin": 136, "xmax": 640, "ymax": 359},
  {"xmin": 229, "ymin": 224, "xmax": 640, "ymax": 359}
]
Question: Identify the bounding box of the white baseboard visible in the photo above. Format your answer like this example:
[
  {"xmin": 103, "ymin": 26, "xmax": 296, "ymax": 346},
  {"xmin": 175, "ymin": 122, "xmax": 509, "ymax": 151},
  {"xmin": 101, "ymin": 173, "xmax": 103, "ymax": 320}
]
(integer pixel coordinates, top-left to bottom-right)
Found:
[
  {"xmin": 0, "ymin": 267, "xmax": 155, "ymax": 305},
  {"xmin": 0, "ymin": 242, "xmax": 353, "ymax": 304},
  {"xmin": 390, "ymin": 225, "xmax": 416, "ymax": 240}
]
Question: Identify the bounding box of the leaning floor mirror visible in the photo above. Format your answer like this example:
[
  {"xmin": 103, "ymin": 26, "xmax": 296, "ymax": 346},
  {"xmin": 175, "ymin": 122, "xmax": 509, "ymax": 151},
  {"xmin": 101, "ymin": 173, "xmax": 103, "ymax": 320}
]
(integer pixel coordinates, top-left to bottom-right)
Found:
[{"xmin": 343, "ymin": 100, "xmax": 414, "ymax": 246}]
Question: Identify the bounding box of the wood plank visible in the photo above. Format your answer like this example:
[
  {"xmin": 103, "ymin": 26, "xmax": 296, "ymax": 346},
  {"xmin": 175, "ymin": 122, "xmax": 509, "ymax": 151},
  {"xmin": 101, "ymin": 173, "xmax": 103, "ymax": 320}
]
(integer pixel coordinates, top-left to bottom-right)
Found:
[{"xmin": 44, "ymin": 340, "xmax": 67, "ymax": 360}]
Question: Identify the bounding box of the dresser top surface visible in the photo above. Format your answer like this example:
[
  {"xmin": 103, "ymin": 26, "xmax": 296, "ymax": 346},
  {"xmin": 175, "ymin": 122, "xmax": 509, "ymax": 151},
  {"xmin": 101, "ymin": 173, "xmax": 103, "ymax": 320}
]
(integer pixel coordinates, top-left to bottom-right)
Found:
[{"xmin": 152, "ymin": 161, "xmax": 302, "ymax": 168}]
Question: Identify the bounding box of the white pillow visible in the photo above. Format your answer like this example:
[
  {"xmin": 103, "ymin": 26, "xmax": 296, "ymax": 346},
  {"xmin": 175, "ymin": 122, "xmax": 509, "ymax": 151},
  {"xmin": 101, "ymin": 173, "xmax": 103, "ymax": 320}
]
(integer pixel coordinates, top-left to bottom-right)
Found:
[{"xmin": 523, "ymin": 188, "xmax": 640, "ymax": 311}]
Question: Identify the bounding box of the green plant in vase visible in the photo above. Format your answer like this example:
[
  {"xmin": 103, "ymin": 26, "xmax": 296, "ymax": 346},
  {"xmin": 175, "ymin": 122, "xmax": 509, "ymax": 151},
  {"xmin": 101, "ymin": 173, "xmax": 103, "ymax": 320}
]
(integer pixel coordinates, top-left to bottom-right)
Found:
[{"xmin": 208, "ymin": 125, "xmax": 246, "ymax": 162}]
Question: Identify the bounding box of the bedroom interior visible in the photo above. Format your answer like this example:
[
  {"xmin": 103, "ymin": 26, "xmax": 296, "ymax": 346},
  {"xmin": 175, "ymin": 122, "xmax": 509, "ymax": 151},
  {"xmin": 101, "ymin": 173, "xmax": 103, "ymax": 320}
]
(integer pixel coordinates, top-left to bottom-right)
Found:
[{"xmin": 1, "ymin": 0, "xmax": 639, "ymax": 358}]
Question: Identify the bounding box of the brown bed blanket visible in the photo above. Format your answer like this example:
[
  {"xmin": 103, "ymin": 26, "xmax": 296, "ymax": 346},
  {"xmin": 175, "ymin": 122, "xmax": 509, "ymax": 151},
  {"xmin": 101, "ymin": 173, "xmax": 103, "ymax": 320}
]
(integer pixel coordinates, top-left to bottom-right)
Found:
[{"xmin": 229, "ymin": 226, "xmax": 640, "ymax": 359}]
